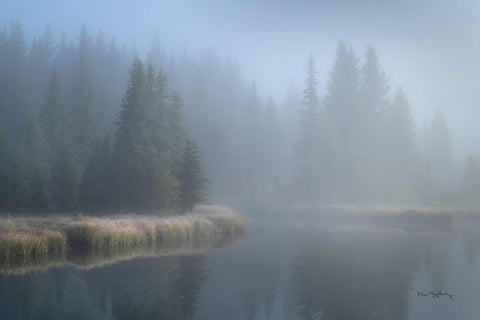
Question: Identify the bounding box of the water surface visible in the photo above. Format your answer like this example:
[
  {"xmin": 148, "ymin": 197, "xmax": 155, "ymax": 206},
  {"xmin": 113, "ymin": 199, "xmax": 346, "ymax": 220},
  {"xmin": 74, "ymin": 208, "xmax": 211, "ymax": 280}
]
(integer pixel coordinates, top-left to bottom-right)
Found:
[{"xmin": 2, "ymin": 212, "xmax": 480, "ymax": 320}]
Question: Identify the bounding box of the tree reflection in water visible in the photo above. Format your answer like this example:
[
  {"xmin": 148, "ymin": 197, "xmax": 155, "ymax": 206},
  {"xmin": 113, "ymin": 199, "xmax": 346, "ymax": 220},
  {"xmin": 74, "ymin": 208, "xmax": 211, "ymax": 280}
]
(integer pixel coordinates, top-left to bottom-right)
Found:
[{"xmin": 293, "ymin": 228, "xmax": 422, "ymax": 320}]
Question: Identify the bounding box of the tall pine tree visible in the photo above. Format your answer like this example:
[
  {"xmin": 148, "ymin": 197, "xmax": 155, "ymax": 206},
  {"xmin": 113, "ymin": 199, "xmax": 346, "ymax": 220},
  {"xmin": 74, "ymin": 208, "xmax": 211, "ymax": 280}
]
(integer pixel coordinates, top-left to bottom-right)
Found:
[{"xmin": 178, "ymin": 139, "xmax": 208, "ymax": 212}]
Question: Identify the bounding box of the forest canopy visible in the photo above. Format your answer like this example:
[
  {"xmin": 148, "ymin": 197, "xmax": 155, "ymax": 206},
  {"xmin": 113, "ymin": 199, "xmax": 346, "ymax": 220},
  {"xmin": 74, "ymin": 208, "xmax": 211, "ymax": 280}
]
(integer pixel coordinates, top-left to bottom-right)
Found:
[{"xmin": 0, "ymin": 22, "xmax": 474, "ymax": 213}]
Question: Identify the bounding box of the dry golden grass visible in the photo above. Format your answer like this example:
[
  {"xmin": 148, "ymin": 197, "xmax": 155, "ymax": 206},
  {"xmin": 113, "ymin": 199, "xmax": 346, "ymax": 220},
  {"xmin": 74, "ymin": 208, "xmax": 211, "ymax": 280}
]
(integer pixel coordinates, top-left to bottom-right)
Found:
[{"xmin": 0, "ymin": 205, "xmax": 246, "ymax": 259}]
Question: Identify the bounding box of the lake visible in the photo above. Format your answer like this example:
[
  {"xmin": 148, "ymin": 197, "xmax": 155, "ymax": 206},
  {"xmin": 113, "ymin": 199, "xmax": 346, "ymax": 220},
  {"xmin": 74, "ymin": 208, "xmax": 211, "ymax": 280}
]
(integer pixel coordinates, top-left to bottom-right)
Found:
[{"xmin": 1, "ymin": 210, "xmax": 480, "ymax": 319}]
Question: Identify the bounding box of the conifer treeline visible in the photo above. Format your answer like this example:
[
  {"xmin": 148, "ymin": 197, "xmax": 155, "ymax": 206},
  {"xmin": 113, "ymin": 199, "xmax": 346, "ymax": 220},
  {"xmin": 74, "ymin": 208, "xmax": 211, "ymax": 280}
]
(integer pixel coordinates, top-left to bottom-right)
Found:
[
  {"xmin": 0, "ymin": 21, "xmax": 476, "ymax": 210},
  {"xmin": 0, "ymin": 22, "xmax": 207, "ymax": 213},
  {"xmin": 293, "ymin": 42, "xmax": 464, "ymax": 205}
]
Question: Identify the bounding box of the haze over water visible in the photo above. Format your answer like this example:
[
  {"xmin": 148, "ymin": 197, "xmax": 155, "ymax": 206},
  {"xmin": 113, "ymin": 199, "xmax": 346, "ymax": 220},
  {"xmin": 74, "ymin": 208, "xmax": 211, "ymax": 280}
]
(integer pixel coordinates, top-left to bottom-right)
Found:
[{"xmin": 2, "ymin": 213, "xmax": 480, "ymax": 320}]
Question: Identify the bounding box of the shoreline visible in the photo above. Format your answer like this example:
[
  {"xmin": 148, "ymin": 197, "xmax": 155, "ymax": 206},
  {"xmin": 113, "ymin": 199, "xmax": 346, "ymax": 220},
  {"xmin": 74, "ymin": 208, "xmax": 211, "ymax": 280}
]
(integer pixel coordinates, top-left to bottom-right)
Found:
[{"xmin": 0, "ymin": 205, "xmax": 246, "ymax": 260}]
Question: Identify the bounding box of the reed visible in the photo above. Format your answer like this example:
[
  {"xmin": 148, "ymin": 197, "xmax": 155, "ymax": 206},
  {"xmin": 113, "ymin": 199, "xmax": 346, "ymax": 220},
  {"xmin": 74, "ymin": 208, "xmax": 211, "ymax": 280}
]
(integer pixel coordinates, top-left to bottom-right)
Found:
[{"xmin": 0, "ymin": 205, "xmax": 245, "ymax": 258}]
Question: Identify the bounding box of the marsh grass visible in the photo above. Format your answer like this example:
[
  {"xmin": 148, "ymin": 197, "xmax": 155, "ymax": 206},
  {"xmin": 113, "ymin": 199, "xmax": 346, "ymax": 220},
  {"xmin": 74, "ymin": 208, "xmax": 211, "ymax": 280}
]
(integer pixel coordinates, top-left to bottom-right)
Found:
[{"xmin": 0, "ymin": 205, "xmax": 245, "ymax": 259}]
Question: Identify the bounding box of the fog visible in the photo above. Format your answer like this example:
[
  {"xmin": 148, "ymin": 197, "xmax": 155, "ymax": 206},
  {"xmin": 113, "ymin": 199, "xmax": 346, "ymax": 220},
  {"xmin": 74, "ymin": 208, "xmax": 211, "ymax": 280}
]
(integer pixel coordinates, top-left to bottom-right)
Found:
[
  {"xmin": 1, "ymin": 0, "xmax": 480, "ymax": 209},
  {"xmin": 4, "ymin": 2, "xmax": 480, "ymax": 319},
  {"xmin": 4, "ymin": 0, "xmax": 480, "ymax": 154}
]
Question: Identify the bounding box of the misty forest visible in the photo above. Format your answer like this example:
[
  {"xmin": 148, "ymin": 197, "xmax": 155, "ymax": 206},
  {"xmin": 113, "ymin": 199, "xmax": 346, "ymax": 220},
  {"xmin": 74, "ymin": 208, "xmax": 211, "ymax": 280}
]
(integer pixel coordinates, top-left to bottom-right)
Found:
[
  {"xmin": 2, "ymin": 1, "xmax": 480, "ymax": 320},
  {"xmin": 0, "ymin": 23, "xmax": 472, "ymax": 213}
]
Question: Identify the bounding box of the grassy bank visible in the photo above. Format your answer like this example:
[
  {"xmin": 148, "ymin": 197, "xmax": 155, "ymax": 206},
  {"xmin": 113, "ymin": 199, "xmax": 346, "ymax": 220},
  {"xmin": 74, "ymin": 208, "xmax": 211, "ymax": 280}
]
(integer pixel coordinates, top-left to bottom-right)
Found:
[{"xmin": 0, "ymin": 205, "xmax": 246, "ymax": 259}]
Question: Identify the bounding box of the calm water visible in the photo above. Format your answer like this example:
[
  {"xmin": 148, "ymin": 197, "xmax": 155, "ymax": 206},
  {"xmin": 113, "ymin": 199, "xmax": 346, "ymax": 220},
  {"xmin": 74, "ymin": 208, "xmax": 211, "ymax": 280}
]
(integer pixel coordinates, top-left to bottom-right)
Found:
[{"xmin": 2, "ymin": 212, "xmax": 480, "ymax": 320}]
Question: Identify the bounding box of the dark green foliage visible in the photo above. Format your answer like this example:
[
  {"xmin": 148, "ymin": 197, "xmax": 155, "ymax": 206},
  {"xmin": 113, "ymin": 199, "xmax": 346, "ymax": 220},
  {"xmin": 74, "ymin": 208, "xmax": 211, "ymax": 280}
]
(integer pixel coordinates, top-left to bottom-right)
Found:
[
  {"xmin": 9, "ymin": 112, "xmax": 51, "ymax": 212},
  {"xmin": 21, "ymin": 112, "xmax": 51, "ymax": 211},
  {"xmin": 178, "ymin": 139, "xmax": 208, "ymax": 211},
  {"xmin": 41, "ymin": 68, "xmax": 65, "ymax": 149},
  {"xmin": 112, "ymin": 58, "xmax": 153, "ymax": 208},
  {"xmin": 70, "ymin": 25, "xmax": 96, "ymax": 167},
  {"xmin": 112, "ymin": 59, "xmax": 199, "ymax": 211},
  {"xmin": 50, "ymin": 145, "xmax": 76, "ymax": 211},
  {"xmin": 80, "ymin": 136, "xmax": 112, "ymax": 210},
  {"xmin": 0, "ymin": 20, "xmax": 467, "ymax": 210},
  {"xmin": 0, "ymin": 21, "xmax": 28, "ymax": 143},
  {"xmin": 0, "ymin": 22, "xmax": 213, "ymax": 213},
  {"xmin": 0, "ymin": 123, "xmax": 12, "ymax": 210},
  {"xmin": 11, "ymin": 144, "xmax": 30, "ymax": 212}
]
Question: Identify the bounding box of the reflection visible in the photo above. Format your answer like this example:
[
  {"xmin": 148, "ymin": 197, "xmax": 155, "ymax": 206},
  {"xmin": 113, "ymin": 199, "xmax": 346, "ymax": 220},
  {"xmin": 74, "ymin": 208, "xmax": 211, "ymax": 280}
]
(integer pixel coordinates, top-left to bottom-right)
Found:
[
  {"xmin": 293, "ymin": 228, "xmax": 422, "ymax": 320},
  {"xmin": 194, "ymin": 222, "xmax": 293, "ymax": 320},
  {"xmin": 462, "ymin": 221, "xmax": 480, "ymax": 267},
  {"xmin": 0, "ymin": 254, "xmax": 208, "ymax": 320},
  {"xmin": 0, "ymin": 219, "xmax": 470, "ymax": 320},
  {"xmin": 0, "ymin": 235, "xmax": 238, "ymax": 274}
]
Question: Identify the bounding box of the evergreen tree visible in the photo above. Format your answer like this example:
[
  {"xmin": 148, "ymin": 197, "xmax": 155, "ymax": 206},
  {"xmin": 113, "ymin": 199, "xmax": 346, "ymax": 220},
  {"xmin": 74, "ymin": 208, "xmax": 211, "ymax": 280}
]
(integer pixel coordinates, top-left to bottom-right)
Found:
[
  {"xmin": 40, "ymin": 68, "xmax": 76, "ymax": 211},
  {"xmin": 0, "ymin": 122, "xmax": 12, "ymax": 210},
  {"xmin": 20, "ymin": 112, "xmax": 50, "ymax": 211},
  {"xmin": 8, "ymin": 111, "xmax": 51, "ymax": 212},
  {"xmin": 112, "ymin": 59, "xmax": 195, "ymax": 211},
  {"xmin": 0, "ymin": 21, "xmax": 28, "ymax": 141},
  {"xmin": 80, "ymin": 136, "xmax": 112, "ymax": 210},
  {"xmin": 70, "ymin": 25, "xmax": 96, "ymax": 166},
  {"xmin": 243, "ymin": 83, "xmax": 263, "ymax": 198},
  {"xmin": 463, "ymin": 156, "xmax": 480, "ymax": 206},
  {"xmin": 51, "ymin": 145, "xmax": 76, "ymax": 211},
  {"xmin": 41, "ymin": 68, "xmax": 66, "ymax": 148},
  {"xmin": 294, "ymin": 55, "xmax": 320, "ymax": 175},
  {"xmin": 166, "ymin": 91, "xmax": 187, "ymax": 167},
  {"xmin": 424, "ymin": 110, "xmax": 455, "ymax": 185},
  {"xmin": 386, "ymin": 88, "xmax": 417, "ymax": 203},
  {"xmin": 178, "ymin": 139, "xmax": 208, "ymax": 211},
  {"xmin": 323, "ymin": 41, "xmax": 360, "ymax": 202},
  {"xmin": 293, "ymin": 54, "xmax": 322, "ymax": 202},
  {"xmin": 11, "ymin": 144, "xmax": 30, "ymax": 212},
  {"xmin": 358, "ymin": 45, "xmax": 390, "ymax": 201},
  {"xmin": 324, "ymin": 41, "xmax": 360, "ymax": 142},
  {"xmin": 113, "ymin": 58, "xmax": 156, "ymax": 209}
]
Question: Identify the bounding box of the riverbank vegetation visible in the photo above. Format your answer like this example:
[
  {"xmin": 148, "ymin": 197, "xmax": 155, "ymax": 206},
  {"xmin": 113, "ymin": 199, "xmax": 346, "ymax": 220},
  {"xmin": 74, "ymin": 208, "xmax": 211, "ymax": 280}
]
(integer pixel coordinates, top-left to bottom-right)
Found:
[{"xmin": 0, "ymin": 206, "xmax": 246, "ymax": 259}]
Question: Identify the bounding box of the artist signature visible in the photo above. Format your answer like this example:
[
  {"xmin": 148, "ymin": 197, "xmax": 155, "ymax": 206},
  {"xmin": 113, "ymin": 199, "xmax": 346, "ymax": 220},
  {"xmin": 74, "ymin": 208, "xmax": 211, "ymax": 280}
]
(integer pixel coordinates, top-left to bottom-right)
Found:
[{"xmin": 417, "ymin": 290, "xmax": 454, "ymax": 300}]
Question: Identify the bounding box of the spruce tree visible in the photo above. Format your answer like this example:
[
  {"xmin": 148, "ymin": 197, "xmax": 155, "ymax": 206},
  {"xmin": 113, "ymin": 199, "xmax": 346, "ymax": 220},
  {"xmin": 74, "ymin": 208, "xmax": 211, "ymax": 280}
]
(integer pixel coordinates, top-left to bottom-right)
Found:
[
  {"xmin": 80, "ymin": 136, "xmax": 111, "ymax": 210},
  {"xmin": 0, "ymin": 21, "xmax": 28, "ymax": 141},
  {"xmin": 324, "ymin": 41, "xmax": 360, "ymax": 142},
  {"xmin": 11, "ymin": 144, "xmax": 30, "ymax": 212},
  {"xmin": 70, "ymin": 25, "xmax": 96, "ymax": 166},
  {"xmin": 166, "ymin": 91, "xmax": 187, "ymax": 169},
  {"xmin": 0, "ymin": 122, "xmax": 12, "ymax": 211},
  {"xmin": 463, "ymin": 156, "xmax": 480, "ymax": 206},
  {"xmin": 323, "ymin": 41, "xmax": 360, "ymax": 202},
  {"xmin": 294, "ymin": 54, "xmax": 329, "ymax": 202},
  {"xmin": 424, "ymin": 110, "xmax": 455, "ymax": 185},
  {"xmin": 113, "ymin": 58, "xmax": 153, "ymax": 209},
  {"xmin": 41, "ymin": 68, "xmax": 75, "ymax": 211},
  {"xmin": 294, "ymin": 54, "xmax": 320, "ymax": 175},
  {"xmin": 41, "ymin": 68, "xmax": 65, "ymax": 148},
  {"xmin": 20, "ymin": 112, "xmax": 50, "ymax": 211},
  {"xmin": 387, "ymin": 88, "xmax": 417, "ymax": 203},
  {"xmin": 51, "ymin": 145, "xmax": 76, "ymax": 211},
  {"xmin": 178, "ymin": 139, "xmax": 208, "ymax": 212},
  {"xmin": 358, "ymin": 45, "xmax": 391, "ymax": 201}
]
